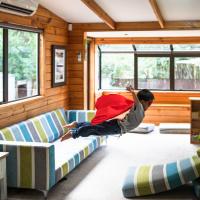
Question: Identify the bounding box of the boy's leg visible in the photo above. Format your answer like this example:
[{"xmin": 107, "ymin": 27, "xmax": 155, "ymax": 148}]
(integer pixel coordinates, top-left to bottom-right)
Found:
[
  {"xmin": 72, "ymin": 119, "xmax": 121, "ymax": 139},
  {"xmin": 63, "ymin": 121, "xmax": 91, "ymax": 129},
  {"xmin": 60, "ymin": 130, "xmax": 72, "ymax": 141},
  {"xmin": 61, "ymin": 122, "xmax": 92, "ymax": 142},
  {"xmin": 63, "ymin": 121, "xmax": 77, "ymax": 129},
  {"xmin": 76, "ymin": 122, "xmax": 91, "ymax": 128}
]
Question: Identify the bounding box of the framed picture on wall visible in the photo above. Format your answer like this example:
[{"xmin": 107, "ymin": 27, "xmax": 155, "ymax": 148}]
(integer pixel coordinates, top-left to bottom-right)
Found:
[{"xmin": 52, "ymin": 45, "xmax": 66, "ymax": 87}]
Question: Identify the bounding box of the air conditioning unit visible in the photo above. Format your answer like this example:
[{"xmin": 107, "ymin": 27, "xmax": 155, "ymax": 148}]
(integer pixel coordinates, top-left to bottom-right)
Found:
[{"xmin": 0, "ymin": 0, "xmax": 39, "ymax": 16}]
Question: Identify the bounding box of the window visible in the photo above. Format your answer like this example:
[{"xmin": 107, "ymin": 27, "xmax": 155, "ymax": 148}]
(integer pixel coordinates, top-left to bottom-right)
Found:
[
  {"xmin": 101, "ymin": 53, "xmax": 134, "ymax": 89},
  {"xmin": 175, "ymin": 57, "xmax": 200, "ymax": 90},
  {"xmin": 138, "ymin": 57, "xmax": 170, "ymax": 90},
  {"xmin": 98, "ymin": 44, "xmax": 200, "ymax": 91},
  {"xmin": 0, "ymin": 26, "xmax": 40, "ymax": 103},
  {"xmin": 98, "ymin": 44, "xmax": 134, "ymax": 89}
]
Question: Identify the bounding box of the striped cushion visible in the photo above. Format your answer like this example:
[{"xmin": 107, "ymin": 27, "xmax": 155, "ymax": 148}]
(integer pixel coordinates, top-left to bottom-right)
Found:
[
  {"xmin": 122, "ymin": 155, "xmax": 200, "ymax": 198},
  {"xmin": 0, "ymin": 108, "xmax": 68, "ymax": 143},
  {"xmin": 66, "ymin": 110, "xmax": 95, "ymax": 123}
]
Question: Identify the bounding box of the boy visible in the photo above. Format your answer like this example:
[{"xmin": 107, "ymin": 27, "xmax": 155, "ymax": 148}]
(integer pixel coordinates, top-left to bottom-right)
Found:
[{"xmin": 61, "ymin": 85, "xmax": 154, "ymax": 141}]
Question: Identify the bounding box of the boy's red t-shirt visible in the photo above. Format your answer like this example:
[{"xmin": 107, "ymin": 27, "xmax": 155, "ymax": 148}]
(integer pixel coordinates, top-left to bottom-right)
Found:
[{"xmin": 91, "ymin": 94, "xmax": 134, "ymax": 125}]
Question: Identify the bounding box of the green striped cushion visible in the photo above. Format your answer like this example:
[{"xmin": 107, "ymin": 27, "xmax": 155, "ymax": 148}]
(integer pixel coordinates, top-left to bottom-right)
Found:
[
  {"xmin": 122, "ymin": 155, "xmax": 200, "ymax": 198},
  {"xmin": 0, "ymin": 108, "xmax": 68, "ymax": 143}
]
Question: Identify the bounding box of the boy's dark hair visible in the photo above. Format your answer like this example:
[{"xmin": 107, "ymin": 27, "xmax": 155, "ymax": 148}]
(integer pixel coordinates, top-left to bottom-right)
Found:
[{"xmin": 137, "ymin": 89, "xmax": 154, "ymax": 101}]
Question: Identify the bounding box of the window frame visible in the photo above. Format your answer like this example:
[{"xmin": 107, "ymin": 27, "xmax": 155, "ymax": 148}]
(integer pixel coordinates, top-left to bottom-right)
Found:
[
  {"xmin": 0, "ymin": 24, "xmax": 41, "ymax": 104},
  {"xmin": 98, "ymin": 44, "xmax": 200, "ymax": 91}
]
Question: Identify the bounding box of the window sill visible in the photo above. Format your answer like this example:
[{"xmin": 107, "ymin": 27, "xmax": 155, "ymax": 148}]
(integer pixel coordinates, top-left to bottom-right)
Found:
[{"xmin": 0, "ymin": 96, "xmax": 45, "ymax": 109}]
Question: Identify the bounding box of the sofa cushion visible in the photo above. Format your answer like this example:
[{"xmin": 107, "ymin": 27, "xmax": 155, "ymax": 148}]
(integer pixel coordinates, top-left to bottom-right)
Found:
[
  {"xmin": 66, "ymin": 110, "xmax": 95, "ymax": 123},
  {"xmin": 122, "ymin": 156, "xmax": 200, "ymax": 198},
  {"xmin": 0, "ymin": 108, "xmax": 68, "ymax": 143}
]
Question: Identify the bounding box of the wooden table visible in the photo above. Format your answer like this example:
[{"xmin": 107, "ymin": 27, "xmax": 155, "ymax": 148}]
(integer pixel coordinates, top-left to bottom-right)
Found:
[{"xmin": 0, "ymin": 152, "xmax": 9, "ymax": 200}]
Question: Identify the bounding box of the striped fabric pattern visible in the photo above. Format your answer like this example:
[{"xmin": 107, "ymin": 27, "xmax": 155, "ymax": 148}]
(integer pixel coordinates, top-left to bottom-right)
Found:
[
  {"xmin": 0, "ymin": 142, "xmax": 55, "ymax": 191},
  {"xmin": 122, "ymin": 155, "xmax": 200, "ymax": 198},
  {"xmin": 66, "ymin": 110, "xmax": 95, "ymax": 123},
  {"xmin": 55, "ymin": 136, "xmax": 102, "ymax": 182},
  {"xmin": 0, "ymin": 108, "xmax": 68, "ymax": 143}
]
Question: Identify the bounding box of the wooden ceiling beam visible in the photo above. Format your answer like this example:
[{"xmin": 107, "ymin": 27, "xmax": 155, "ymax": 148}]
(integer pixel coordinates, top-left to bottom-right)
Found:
[
  {"xmin": 149, "ymin": 0, "xmax": 164, "ymax": 28},
  {"xmin": 95, "ymin": 37, "xmax": 200, "ymax": 44},
  {"xmin": 71, "ymin": 21, "xmax": 200, "ymax": 31},
  {"xmin": 81, "ymin": 0, "xmax": 116, "ymax": 30}
]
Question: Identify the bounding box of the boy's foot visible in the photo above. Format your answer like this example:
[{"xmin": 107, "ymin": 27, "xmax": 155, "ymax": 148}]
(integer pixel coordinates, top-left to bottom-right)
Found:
[
  {"xmin": 63, "ymin": 121, "xmax": 77, "ymax": 129},
  {"xmin": 60, "ymin": 130, "xmax": 73, "ymax": 142}
]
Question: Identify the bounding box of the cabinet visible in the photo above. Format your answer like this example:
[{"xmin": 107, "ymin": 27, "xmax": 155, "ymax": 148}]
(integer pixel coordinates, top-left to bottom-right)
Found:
[{"xmin": 190, "ymin": 97, "xmax": 200, "ymax": 144}]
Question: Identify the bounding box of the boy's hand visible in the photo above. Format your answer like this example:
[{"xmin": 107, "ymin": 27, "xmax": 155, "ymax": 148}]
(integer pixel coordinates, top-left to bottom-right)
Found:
[
  {"xmin": 126, "ymin": 85, "xmax": 139, "ymax": 103},
  {"xmin": 126, "ymin": 85, "xmax": 134, "ymax": 93}
]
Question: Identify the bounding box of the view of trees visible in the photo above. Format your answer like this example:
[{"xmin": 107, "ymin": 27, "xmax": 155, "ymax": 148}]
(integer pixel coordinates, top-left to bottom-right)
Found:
[
  {"xmin": 0, "ymin": 28, "xmax": 38, "ymax": 102},
  {"xmin": 8, "ymin": 29, "xmax": 38, "ymax": 82},
  {"xmin": 100, "ymin": 44, "xmax": 200, "ymax": 90},
  {"xmin": 101, "ymin": 53, "xmax": 134, "ymax": 89}
]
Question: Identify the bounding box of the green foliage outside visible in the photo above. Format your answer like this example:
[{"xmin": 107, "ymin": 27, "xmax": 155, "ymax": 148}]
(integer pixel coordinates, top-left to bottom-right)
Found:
[
  {"xmin": 8, "ymin": 29, "xmax": 38, "ymax": 81},
  {"xmin": 138, "ymin": 57, "xmax": 169, "ymax": 79},
  {"xmin": 0, "ymin": 28, "xmax": 38, "ymax": 81},
  {"xmin": 102, "ymin": 53, "xmax": 134, "ymax": 79}
]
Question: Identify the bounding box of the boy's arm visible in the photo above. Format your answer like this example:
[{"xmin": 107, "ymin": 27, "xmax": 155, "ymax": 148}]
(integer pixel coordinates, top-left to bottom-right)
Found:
[{"xmin": 126, "ymin": 85, "xmax": 139, "ymax": 104}]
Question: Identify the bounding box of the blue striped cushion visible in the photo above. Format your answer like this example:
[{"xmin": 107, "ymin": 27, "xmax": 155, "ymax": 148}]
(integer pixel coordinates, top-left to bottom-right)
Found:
[
  {"xmin": 122, "ymin": 155, "xmax": 200, "ymax": 198},
  {"xmin": 0, "ymin": 108, "xmax": 68, "ymax": 143},
  {"xmin": 66, "ymin": 110, "xmax": 95, "ymax": 123}
]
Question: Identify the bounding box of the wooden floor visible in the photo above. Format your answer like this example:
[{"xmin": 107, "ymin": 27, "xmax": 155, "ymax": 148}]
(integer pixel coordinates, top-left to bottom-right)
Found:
[{"xmin": 8, "ymin": 128, "xmax": 200, "ymax": 200}]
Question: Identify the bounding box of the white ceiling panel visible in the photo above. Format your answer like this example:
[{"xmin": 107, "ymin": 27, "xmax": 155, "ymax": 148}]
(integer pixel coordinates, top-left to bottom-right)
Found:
[
  {"xmin": 157, "ymin": 0, "xmax": 200, "ymax": 21},
  {"xmin": 95, "ymin": 0, "xmax": 157, "ymax": 22},
  {"xmin": 39, "ymin": 0, "xmax": 200, "ymax": 23},
  {"xmin": 87, "ymin": 30, "xmax": 200, "ymax": 38},
  {"xmin": 39, "ymin": 0, "xmax": 102, "ymax": 23}
]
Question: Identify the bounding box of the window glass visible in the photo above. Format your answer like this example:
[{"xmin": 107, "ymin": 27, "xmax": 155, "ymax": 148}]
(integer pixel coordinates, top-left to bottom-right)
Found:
[
  {"xmin": 135, "ymin": 44, "xmax": 170, "ymax": 51},
  {"xmin": 8, "ymin": 29, "xmax": 38, "ymax": 101},
  {"xmin": 138, "ymin": 57, "xmax": 170, "ymax": 90},
  {"xmin": 101, "ymin": 53, "xmax": 134, "ymax": 89},
  {"xmin": 175, "ymin": 57, "xmax": 200, "ymax": 90},
  {"xmin": 99, "ymin": 44, "xmax": 134, "ymax": 52},
  {"xmin": 0, "ymin": 29, "xmax": 2, "ymax": 102},
  {"xmin": 173, "ymin": 44, "xmax": 200, "ymax": 51}
]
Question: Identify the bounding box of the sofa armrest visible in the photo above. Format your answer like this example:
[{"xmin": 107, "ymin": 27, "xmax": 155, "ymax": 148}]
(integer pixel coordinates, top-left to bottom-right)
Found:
[{"xmin": 0, "ymin": 141, "xmax": 55, "ymax": 191}]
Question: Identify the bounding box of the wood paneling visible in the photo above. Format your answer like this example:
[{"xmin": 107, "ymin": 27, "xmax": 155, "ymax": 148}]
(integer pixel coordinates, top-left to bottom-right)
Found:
[
  {"xmin": 0, "ymin": 5, "xmax": 69, "ymax": 128},
  {"xmin": 68, "ymin": 28, "xmax": 84, "ymax": 108}
]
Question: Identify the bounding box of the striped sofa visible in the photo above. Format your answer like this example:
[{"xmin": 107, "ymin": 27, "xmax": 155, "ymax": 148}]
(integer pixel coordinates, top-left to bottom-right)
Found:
[
  {"xmin": 122, "ymin": 155, "xmax": 200, "ymax": 198},
  {"xmin": 0, "ymin": 108, "xmax": 106, "ymax": 197}
]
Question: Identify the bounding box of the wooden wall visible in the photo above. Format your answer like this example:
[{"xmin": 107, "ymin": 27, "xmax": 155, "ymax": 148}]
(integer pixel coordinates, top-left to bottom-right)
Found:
[
  {"xmin": 68, "ymin": 30, "xmax": 85, "ymax": 109},
  {"xmin": 0, "ymin": 6, "xmax": 69, "ymax": 128}
]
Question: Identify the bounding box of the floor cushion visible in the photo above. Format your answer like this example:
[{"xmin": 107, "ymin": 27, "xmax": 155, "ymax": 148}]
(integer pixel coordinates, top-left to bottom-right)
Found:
[
  {"xmin": 129, "ymin": 123, "xmax": 155, "ymax": 134},
  {"xmin": 122, "ymin": 155, "xmax": 200, "ymax": 198},
  {"xmin": 159, "ymin": 123, "xmax": 190, "ymax": 134}
]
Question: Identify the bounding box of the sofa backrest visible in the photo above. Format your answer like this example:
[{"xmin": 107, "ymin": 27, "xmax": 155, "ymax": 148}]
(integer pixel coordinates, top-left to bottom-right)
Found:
[
  {"xmin": 65, "ymin": 110, "xmax": 95, "ymax": 123},
  {"xmin": 0, "ymin": 108, "xmax": 68, "ymax": 143}
]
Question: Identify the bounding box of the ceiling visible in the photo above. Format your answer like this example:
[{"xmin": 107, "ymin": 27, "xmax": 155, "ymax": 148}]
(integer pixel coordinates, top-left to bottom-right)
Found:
[
  {"xmin": 39, "ymin": 0, "xmax": 200, "ymax": 23},
  {"xmin": 39, "ymin": 0, "xmax": 200, "ymax": 37}
]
